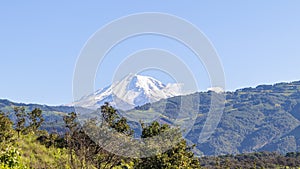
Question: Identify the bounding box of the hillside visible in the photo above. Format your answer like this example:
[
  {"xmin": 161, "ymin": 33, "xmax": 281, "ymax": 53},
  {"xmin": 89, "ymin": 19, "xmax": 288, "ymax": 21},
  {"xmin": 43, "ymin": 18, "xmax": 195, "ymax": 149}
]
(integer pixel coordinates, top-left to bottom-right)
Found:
[
  {"xmin": 2, "ymin": 80, "xmax": 300, "ymax": 156},
  {"xmin": 0, "ymin": 103, "xmax": 201, "ymax": 168},
  {"xmin": 131, "ymin": 81, "xmax": 300, "ymax": 155},
  {"xmin": 1, "ymin": 98, "xmax": 300, "ymax": 169},
  {"xmin": 0, "ymin": 100, "xmax": 74, "ymax": 133}
]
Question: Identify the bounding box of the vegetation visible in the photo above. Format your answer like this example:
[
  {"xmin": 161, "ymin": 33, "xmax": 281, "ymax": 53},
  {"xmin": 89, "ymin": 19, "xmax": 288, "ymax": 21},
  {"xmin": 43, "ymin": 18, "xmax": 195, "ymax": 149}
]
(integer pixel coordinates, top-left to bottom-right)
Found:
[
  {"xmin": 133, "ymin": 81, "xmax": 300, "ymax": 155},
  {"xmin": 137, "ymin": 121, "xmax": 200, "ymax": 169},
  {"xmin": 2, "ymin": 80, "xmax": 300, "ymax": 168},
  {"xmin": 200, "ymin": 151, "xmax": 300, "ymax": 169},
  {"xmin": 0, "ymin": 103, "xmax": 300, "ymax": 168},
  {"xmin": 2, "ymin": 80, "xmax": 300, "ymax": 156},
  {"xmin": 0, "ymin": 104, "xmax": 200, "ymax": 168}
]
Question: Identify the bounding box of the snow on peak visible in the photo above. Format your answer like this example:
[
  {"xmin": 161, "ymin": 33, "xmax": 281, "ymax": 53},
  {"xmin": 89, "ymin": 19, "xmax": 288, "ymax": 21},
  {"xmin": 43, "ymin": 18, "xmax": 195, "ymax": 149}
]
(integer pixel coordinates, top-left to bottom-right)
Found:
[{"xmin": 72, "ymin": 74, "xmax": 183, "ymax": 110}]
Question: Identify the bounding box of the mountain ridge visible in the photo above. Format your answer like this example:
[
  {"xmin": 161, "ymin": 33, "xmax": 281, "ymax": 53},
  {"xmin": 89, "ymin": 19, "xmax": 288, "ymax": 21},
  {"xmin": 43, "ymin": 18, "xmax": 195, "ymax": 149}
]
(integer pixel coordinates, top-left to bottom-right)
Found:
[
  {"xmin": 1, "ymin": 80, "xmax": 300, "ymax": 155},
  {"xmin": 127, "ymin": 80, "xmax": 300, "ymax": 155}
]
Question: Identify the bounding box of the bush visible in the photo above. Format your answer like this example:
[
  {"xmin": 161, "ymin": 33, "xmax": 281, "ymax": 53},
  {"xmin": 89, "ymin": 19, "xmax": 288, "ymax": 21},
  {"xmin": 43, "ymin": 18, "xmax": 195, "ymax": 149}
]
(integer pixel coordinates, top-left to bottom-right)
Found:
[{"xmin": 0, "ymin": 147, "xmax": 26, "ymax": 169}]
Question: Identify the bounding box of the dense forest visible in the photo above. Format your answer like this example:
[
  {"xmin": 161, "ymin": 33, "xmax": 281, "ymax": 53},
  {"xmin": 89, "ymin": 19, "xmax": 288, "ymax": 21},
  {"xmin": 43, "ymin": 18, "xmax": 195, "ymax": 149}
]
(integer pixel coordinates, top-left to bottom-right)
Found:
[{"xmin": 1, "ymin": 103, "xmax": 300, "ymax": 168}]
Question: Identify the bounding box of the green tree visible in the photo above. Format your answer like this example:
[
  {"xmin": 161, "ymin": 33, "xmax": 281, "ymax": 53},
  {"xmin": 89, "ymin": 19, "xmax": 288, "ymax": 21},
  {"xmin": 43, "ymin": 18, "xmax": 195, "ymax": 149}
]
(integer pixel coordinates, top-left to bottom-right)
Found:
[
  {"xmin": 63, "ymin": 112, "xmax": 78, "ymax": 134},
  {"xmin": 0, "ymin": 112, "xmax": 15, "ymax": 149},
  {"xmin": 63, "ymin": 112, "xmax": 79, "ymax": 168},
  {"xmin": 27, "ymin": 108, "xmax": 44, "ymax": 133},
  {"xmin": 141, "ymin": 121, "xmax": 170, "ymax": 139},
  {"xmin": 101, "ymin": 102, "xmax": 118, "ymax": 127},
  {"xmin": 97, "ymin": 103, "xmax": 134, "ymax": 168},
  {"xmin": 63, "ymin": 112, "xmax": 102, "ymax": 168},
  {"xmin": 13, "ymin": 107, "xmax": 26, "ymax": 137},
  {"xmin": 137, "ymin": 121, "xmax": 201, "ymax": 169},
  {"xmin": 0, "ymin": 112, "xmax": 25, "ymax": 168},
  {"xmin": 101, "ymin": 102, "xmax": 133, "ymax": 136}
]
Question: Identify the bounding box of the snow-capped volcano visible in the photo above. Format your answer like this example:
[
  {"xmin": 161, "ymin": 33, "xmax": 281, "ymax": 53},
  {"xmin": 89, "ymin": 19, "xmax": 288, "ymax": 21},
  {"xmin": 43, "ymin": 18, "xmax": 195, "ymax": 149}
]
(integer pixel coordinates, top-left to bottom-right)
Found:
[{"xmin": 72, "ymin": 74, "xmax": 183, "ymax": 110}]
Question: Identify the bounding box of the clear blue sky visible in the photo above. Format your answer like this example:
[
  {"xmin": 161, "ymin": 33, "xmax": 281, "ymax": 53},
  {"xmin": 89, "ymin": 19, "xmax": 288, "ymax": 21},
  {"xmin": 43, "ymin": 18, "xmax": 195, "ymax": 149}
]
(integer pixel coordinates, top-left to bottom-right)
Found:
[{"xmin": 1, "ymin": 1, "xmax": 300, "ymax": 105}]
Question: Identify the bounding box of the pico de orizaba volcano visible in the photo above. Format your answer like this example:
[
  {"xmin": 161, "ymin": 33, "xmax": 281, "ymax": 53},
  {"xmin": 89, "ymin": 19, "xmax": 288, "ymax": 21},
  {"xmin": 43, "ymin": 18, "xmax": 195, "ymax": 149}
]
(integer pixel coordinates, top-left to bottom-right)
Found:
[{"xmin": 70, "ymin": 74, "xmax": 184, "ymax": 110}]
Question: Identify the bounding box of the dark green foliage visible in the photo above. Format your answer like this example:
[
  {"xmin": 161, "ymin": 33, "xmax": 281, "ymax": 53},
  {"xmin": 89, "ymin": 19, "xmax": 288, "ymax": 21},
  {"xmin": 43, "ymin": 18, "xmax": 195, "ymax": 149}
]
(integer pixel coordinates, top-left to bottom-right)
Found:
[
  {"xmin": 63, "ymin": 112, "xmax": 78, "ymax": 133},
  {"xmin": 0, "ymin": 112, "xmax": 14, "ymax": 140},
  {"xmin": 13, "ymin": 107, "xmax": 46, "ymax": 136},
  {"xmin": 27, "ymin": 108, "xmax": 44, "ymax": 133},
  {"xmin": 63, "ymin": 110, "xmax": 128, "ymax": 168},
  {"xmin": 13, "ymin": 107, "xmax": 26, "ymax": 137},
  {"xmin": 141, "ymin": 121, "xmax": 170, "ymax": 138},
  {"xmin": 137, "ymin": 121, "xmax": 201, "ymax": 169},
  {"xmin": 101, "ymin": 102, "xmax": 119, "ymax": 126},
  {"xmin": 112, "ymin": 117, "xmax": 133, "ymax": 136},
  {"xmin": 200, "ymin": 151, "xmax": 300, "ymax": 168},
  {"xmin": 101, "ymin": 102, "xmax": 133, "ymax": 136},
  {"xmin": 0, "ymin": 111, "xmax": 15, "ymax": 149},
  {"xmin": 60, "ymin": 104, "xmax": 202, "ymax": 168},
  {"xmin": 37, "ymin": 133, "xmax": 67, "ymax": 148}
]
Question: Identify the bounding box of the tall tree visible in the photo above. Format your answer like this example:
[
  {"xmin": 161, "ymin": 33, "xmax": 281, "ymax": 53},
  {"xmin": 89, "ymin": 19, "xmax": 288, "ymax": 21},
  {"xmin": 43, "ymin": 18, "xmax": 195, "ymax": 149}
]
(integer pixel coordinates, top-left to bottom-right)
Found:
[
  {"xmin": 101, "ymin": 102, "xmax": 133, "ymax": 136},
  {"xmin": 63, "ymin": 112, "xmax": 103, "ymax": 168},
  {"xmin": 27, "ymin": 108, "xmax": 44, "ymax": 133},
  {"xmin": 98, "ymin": 103, "xmax": 134, "ymax": 168},
  {"xmin": 13, "ymin": 107, "xmax": 26, "ymax": 137},
  {"xmin": 0, "ymin": 111, "xmax": 15, "ymax": 149},
  {"xmin": 63, "ymin": 112, "xmax": 79, "ymax": 168}
]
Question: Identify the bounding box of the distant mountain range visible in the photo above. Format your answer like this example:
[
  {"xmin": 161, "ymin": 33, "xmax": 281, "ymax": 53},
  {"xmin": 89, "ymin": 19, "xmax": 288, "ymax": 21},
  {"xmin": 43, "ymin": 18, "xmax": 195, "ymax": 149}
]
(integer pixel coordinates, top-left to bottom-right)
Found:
[
  {"xmin": 134, "ymin": 81, "xmax": 300, "ymax": 155},
  {"xmin": 0, "ymin": 99, "xmax": 75, "ymax": 133},
  {"xmin": 70, "ymin": 74, "xmax": 183, "ymax": 110},
  {"xmin": 1, "ymin": 80, "xmax": 300, "ymax": 156}
]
